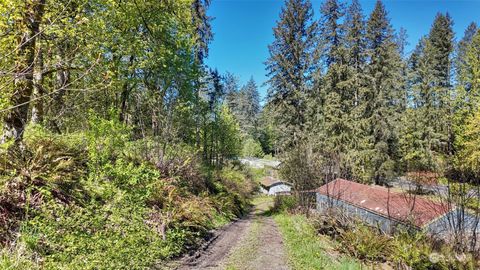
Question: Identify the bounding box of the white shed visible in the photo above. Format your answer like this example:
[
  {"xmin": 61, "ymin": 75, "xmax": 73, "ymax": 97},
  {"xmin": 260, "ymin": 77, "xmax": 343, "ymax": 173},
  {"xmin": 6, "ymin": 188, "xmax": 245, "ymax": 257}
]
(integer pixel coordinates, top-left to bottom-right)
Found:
[{"xmin": 260, "ymin": 177, "xmax": 292, "ymax": 196}]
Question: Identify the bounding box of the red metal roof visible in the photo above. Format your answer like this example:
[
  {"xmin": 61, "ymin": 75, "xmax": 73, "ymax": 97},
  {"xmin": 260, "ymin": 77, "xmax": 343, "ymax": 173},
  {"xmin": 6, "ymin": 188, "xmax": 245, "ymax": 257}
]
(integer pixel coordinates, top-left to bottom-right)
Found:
[{"xmin": 316, "ymin": 179, "xmax": 452, "ymax": 228}]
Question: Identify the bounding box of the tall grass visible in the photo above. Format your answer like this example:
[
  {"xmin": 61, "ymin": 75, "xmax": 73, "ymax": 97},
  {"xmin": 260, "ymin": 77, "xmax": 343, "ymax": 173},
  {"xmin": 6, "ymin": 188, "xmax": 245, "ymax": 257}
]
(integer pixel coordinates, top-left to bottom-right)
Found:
[{"xmin": 274, "ymin": 213, "xmax": 361, "ymax": 270}]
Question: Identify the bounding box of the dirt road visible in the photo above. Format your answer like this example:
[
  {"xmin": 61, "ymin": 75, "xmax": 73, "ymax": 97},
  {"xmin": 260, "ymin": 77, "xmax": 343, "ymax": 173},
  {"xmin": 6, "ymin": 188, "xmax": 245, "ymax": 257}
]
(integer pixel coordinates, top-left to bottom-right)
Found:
[{"xmin": 175, "ymin": 198, "xmax": 289, "ymax": 270}]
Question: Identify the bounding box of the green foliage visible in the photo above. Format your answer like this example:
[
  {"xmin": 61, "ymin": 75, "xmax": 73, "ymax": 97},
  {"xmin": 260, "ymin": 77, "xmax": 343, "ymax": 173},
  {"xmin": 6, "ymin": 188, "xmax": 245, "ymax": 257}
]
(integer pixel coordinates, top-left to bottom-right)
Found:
[
  {"xmin": 390, "ymin": 231, "xmax": 436, "ymax": 270},
  {"xmin": 0, "ymin": 117, "xmax": 254, "ymax": 268},
  {"xmin": 249, "ymin": 167, "xmax": 268, "ymax": 182},
  {"xmin": 314, "ymin": 213, "xmax": 479, "ymax": 269},
  {"xmin": 20, "ymin": 199, "xmax": 171, "ymax": 269},
  {"xmin": 225, "ymin": 76, "xmax": 261, "ymax": 137},
  {"xmin": 339, "ymin": 224, "xmax": 392, "ymax": 261},
  {"xmin": 0, "ymin": 245, "xmax": 38, "ymax": 270},
  {"xmin": 275, "ymin": 213, "xmax": 362, "ymax": 270},
  {"xmin": 0, "ymin": 125, "xmax": 87, "ymax": 243},
  {"xmin": 217, "ymin": 105, "xmax": 242, "ymax": 161},
  {"xmin": 271, "ymin": 196, "xmax": 299, "ymax": 214},
  {"xmin": 265, "ymin": 0, "xmax": 318, "ymax": 149},
  {"xmin": 241, "ymin": 137, "xmax": 264, "ymax": 158},
  {"xmin": 213, "ymin": 167, "xmax": 255, "ymax": 218},
  {"xmin": 456, "ymin": 107, "xmax": 480, "ymax": 175},
  {"xmin": 86, "ymin": 110, "xmax": 131, "ymax": 172},
  {"xmin": 362, "ymin": 0, "xmax": 404, "ymax": 185}
]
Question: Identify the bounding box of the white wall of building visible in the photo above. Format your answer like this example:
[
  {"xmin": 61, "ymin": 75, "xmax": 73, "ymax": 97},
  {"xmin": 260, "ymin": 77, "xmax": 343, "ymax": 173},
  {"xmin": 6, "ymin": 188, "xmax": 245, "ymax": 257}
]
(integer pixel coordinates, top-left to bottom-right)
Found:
[{"xmin": 268, "ymin": 183, "xmax": 291, "ymax": 195}]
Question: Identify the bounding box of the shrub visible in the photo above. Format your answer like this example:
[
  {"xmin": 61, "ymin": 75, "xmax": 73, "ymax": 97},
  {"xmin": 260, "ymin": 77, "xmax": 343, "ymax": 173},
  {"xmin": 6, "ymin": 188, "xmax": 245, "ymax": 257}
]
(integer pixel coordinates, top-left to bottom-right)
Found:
[
  {"xmin": 313, "ymin": 211, "xmax": 480, "ymax": 268},
  {"xmin": 390, "ymin": 231, "xmax": 438, "ymax": 270},
  {"xmin": 0, "ymin": 116, "xmax": 256, "ymax": 268},
  {"xmin": 339, "ymin": 224, "xmax": 393, "ymax": 262},
  {"xmin": 0, "ymin": 244, "xmax": 39, "ymax": 270},
  {"xmin": 0, "ymin": 125, "xmax": 87, "ymax": 244},
  {"xmin": 311, "ymin": 213, "xmax": 350, "ymax": 240},
  {"xmin": 241, "ymin": 137, "xmax": 264, "ymax": 158},
  {"xmin": 85, "ymin": 110, "xmax": 131, "ymax": 173},
  {"xmin": 271, "ymin": 195, "xmax": 298, "ymax": 213}
]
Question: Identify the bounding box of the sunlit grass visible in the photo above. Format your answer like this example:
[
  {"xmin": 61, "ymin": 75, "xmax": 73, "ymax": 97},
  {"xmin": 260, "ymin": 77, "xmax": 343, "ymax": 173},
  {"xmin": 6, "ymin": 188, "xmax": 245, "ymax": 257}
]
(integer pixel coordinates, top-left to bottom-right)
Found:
[{"xmin": 275, "ymin": 213, "xmax": 362, "ymax": 270}]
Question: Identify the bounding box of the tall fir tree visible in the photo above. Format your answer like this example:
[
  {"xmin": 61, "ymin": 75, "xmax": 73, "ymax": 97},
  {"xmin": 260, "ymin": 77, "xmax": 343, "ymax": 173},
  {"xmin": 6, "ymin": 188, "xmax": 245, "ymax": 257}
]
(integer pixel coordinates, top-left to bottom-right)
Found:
[
  {"xmin": 320, "ymin": 0, "xmax": 345, "ymax": 67},
  {"xmin": 317, "ymin": 0, "xmax": 350, "ymax": 177},
  {"xmin": 428, "ymin": 13, "xmax": 455, "ymax": 154},
  {"xmin": 454, "ymin": 23, "xmax": 479, "ymax": 133},
  {"xmin": 238, "ymin": 77, "xmax": 261, "ymax": 136},
  {"xmin": 224, "ymin": 72, "xmax": 241, "ymax": 116},
  {"xmin": 342, "ymin": 0, "xmax": 368, "ymax": 179},
  {"xmin": 265, "ymin": 0, "xmax": 318, "ymax": 150},
  {"xmin": 408, "ymin": 13, "xmax": 455, "ymax": 164},
  {"xmin": 462, "ymin": 30, "xmax": 480, "ymax": 107},
  {"xmin": 455, "ymin": 29, "xmax": 480, "ymax": 152},
  {"xmin": 223, "ymin": 75, "xmax": 260, "ymax": 137},
  {"xmin": 192, "ymin": 0, "xmax": 213, "ymax": 147},
  {"xmin": 402, "ymin": 37, "xmax": 438, "ymax": 172},
  {"xmin": 456, "ymin": 22, "xmax": 478, "ymax": 85},
  {"xmin": 363, "ymin": 0, "xmax": 403, "ymax": 185}
]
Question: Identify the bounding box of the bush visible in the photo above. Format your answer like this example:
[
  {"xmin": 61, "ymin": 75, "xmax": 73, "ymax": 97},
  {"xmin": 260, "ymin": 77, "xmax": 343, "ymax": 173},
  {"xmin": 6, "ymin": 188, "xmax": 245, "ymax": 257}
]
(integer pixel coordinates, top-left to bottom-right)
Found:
[
  {"xmin": 390, "ymin": 231, "xmax": 437, "ymax": 270},
  {"xmin": 271, "ymin": 195, "xmax": 298, "ymax": 213},
  {"xmin": 311, "ymin": 213, "xmax": 350, "ymax": 240},
  {"xmin": 0, "ymin": 125, "xmax": 87, "ymax": 244},
  {"xmin": 339, "ymin": 224, "xmax": 393, "ymax": 262},
  {"xmin": 313, "ymin": 211, "xmax": 480, "ymax": 269},
  {"xmin": 241, "ymin": 137, "xmax": 264, "ymax": 158},
  {"xmin": 0, "ymin": 117, "xmax": 256, "ymax": 268},
  {"xmin": 0, "ymin": 244, "xmax": 39, "ymax": 270}
]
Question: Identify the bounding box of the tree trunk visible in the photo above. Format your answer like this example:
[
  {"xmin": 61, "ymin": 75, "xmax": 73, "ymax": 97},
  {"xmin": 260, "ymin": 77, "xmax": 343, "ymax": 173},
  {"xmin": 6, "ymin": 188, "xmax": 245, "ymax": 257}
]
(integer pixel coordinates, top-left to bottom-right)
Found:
[
  {"xmin": 49, "ymin": 52, "xmax": 71, "ymax": 133},
  {"xmin": 119, "ymin": 55, "xmax": 135, "ymax": 123},
  {"xmin": 31, "ymin": 47, "xmax": 44, "ymax": 124},
  {"xmin": 2, "ymin": 0, "xmax": 46, "ymax": 143}
]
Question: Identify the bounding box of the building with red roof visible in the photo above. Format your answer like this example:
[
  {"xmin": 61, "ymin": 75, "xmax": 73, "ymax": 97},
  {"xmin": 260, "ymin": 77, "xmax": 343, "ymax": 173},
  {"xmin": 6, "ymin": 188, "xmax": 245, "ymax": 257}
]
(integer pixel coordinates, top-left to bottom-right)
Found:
[{"xmin": 316, "ymin": 178, "xmax": 461, "ymax": 234}]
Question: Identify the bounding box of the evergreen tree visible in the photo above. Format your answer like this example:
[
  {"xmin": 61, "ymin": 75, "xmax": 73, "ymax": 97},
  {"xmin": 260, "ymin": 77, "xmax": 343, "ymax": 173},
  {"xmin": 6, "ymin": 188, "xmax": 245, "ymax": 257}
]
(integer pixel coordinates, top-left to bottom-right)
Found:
[
  {"xmin": 428, "ymin": 13, "xmax": 455, "ymax": 154},
  {"xmin": 258, "ymin": 104, "xmax": 280, "ymax": 155},
  {"xmin": 463, "ymin": 30, "xmax": 480, "ymax": 107},
  {"xmin": 363, "ymin": 0, "xmax": 403, "ymax": 185},
  {"xmin": 224, "ymin": 72, "xmax": 241, "ymax": 114},
  {"xmin": 456, "ymin": 22, "xmax": 478, "ymax": 85},
  {"xmin": 406, "ymin": 13, "xmax": 455, "ymax": 165},
  {"xmin": 400, "ymin": 13, "xmax": 455, "ymax": 175},
  {"xmin": 201, "ymin": 69, "xmax": 225, "ymax": 166},
  {"xmin": 265, "ymin": 0, "xmax": 318, "ymax": 150},
  {"xmin": 223, "ymin": 75, "xmax": 261, "ymax": 137},
  {"xmin": 192, "ymin": 0, "xmax": 213, "ymax": 147},
  {"xmin": 454, "ymin": 24, "xmax": 479, "ymax": 127},
  {"xmin": 402, "ymin": 37, "xmax": 438, "ymax": 172},
  {"xmin": 455, "ymin": 30, "xmax": 480, "ymax": 152},
  {"xmin": 320, "ymin": 0, "xmax": 345, "ymax": 67},
  {"xmin": 341, "ymin": 0, "xmax": 368, "ymax": 179},
  {"xmin": 429, "ymin": 13, "xmax": 454, "ymax": 90},
  {"xmin": 238, "ymin": 77, "xmax": 261, "ymax": 135},
  {"xmin": 316, "ymin": 0, "xmax": 350, "ymax": 177}
]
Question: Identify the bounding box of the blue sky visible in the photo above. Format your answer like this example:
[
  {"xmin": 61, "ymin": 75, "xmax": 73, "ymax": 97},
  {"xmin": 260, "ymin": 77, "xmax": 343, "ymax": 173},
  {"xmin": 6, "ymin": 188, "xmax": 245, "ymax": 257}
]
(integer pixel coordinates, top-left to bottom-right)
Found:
[{"xmin": 204, "ymin": 0, "xmax": 480, "ymax": 101}]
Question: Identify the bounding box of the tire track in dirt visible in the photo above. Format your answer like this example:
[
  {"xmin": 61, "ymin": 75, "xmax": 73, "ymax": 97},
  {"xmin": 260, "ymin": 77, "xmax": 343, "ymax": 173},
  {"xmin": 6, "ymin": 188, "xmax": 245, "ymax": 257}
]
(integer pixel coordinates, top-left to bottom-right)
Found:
[
  {"xmin": 175, "ymin": 217, "xmax": 253, "ymax": 269},
  {"xmin": 224, "ymin": 214, "xmax": 289, "ymax": 270},
  {"xmin": 173, "ymin": 199, "xmax": 289, "ymax": 270}
]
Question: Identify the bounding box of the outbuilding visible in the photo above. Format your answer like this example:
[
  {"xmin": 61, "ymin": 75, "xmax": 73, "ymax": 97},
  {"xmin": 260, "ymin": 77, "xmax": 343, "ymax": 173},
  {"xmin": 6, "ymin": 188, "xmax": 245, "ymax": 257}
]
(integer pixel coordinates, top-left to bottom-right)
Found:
[
  {"xmin": 315, "ymin": 178, "xmax": 474, "ymax": 235},
  {"xmin": 260, "ymin": 177, "xmax": 292, "ymax": 196}
]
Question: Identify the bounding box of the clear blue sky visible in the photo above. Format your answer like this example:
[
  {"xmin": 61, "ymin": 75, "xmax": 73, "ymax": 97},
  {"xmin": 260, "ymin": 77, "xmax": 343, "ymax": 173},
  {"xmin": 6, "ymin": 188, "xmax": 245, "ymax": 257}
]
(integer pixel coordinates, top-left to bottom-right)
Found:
[{"xmin": 204, "ymin": 0, "xmax": 480, "ymax": 101}]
